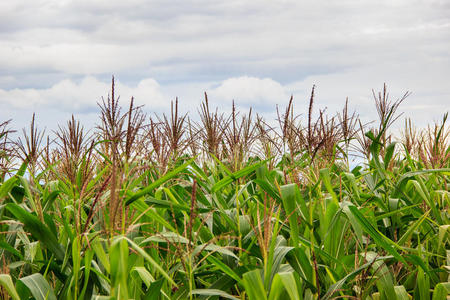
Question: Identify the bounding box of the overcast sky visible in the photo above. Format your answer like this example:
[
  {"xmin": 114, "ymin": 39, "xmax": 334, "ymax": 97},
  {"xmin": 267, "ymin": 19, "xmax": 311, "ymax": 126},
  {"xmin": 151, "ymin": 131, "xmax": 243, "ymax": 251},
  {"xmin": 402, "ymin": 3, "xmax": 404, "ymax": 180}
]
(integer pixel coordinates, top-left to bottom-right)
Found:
[{"xmin": 1, "ymin": 0, "xmax": 449, "ymax": 132}]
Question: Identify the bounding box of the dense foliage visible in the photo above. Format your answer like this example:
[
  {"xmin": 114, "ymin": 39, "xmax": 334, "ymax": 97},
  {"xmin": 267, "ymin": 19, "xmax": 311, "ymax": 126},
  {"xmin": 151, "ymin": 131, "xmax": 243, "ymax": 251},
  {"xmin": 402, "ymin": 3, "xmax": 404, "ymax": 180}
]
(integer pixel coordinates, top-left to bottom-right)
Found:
[{"xmin": 0, "ymin": 81, "xmax": 449, "ymax": 299}]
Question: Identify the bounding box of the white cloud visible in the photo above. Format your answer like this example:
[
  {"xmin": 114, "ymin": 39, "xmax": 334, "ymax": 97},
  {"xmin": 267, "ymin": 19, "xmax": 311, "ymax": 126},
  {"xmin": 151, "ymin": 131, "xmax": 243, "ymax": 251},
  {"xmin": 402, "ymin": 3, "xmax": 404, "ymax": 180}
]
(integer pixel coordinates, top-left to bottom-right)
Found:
[
  {"xmin": 285, "ymin": 61, "xmax": 450, "ymax": 128},
  {"xmin": 0, "ymin": 76, "xmax": 172, "ymax": 132},
  {"xmin": 0, "ymin": 76, "xmax": 166, "ymax": 112},
  {"xmin": 0, "ymin": 71, "xmax": 448, "ymax": 134},
  {"xmin": 208, "ymin": 76, "xmax": 289, "ymax": 106}
]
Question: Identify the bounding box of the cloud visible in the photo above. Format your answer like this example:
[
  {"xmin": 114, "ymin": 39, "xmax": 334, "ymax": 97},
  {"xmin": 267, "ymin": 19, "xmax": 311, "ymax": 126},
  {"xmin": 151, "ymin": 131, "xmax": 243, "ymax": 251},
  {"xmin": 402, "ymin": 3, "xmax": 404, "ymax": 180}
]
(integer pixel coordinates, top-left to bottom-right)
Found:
[
  {"xmin": 285, "ymin": 61, "xmax": 450, "ymax": 128},
  {"xmin": 0, "ymin": 0, "xmax": 449, "ymax": 131},
  {"xmin": 0, "ymin": 76, "xmax": 166, "ymax": 112},
  {"xmin": 1, "ymin": 0, "xmax": 449, "ymax": 83},
  {"xmin": 208, "ymin": 76, "xmax": 289, "ymax": 107},
  {"xmin": 0, "ymin": 76, "xmax": 173, "ymax": 132},
  {"xmin": 1, "ymin": 71, "xmax": 448, "ymax": 135}
]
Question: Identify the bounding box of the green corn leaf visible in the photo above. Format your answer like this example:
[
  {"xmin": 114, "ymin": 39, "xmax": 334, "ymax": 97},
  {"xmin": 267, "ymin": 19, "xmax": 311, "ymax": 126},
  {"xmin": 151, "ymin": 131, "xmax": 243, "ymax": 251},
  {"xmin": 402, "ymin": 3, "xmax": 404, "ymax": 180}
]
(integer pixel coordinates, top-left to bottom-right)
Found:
[
  {"xmin": 191, "ymin": 289, "xmax": 239, "ymax": 299},
  {"xmin": 415, "ymin": 267, "xmax": 430, "ymax": 300},
  {"xmin": 343, "ymin": 172, "xmax": 360, "ymax": 202},
  {"xmin": 397, "ymin": 210, "xmax": 430, "ymax": 246},
  {"xmin": 348, "ymin": 205, "xmax": 406, "ymax": 264},
  {"xmin": 78, "ymin": 248, "xmax": 95, "ymax": 300},
  {"xmin": 210, "ymin": 153, "xmax": 234, "ymax": 177},
  {"xmin": 341, "ymin": 201, "xmax": 363, "ymax": 244},
  {"xmin": 212, "ymin": 159, "xmax": 268, "ymax": 192},
  {"xmin": 145, "ymin": 278, "xmax": 165, "ymax": 300},
  {"xmin": 394, "ymin": 286, "xmax": 411, "ymax": 300},
  {"xmin": 323, "ymin": 255, "xmax": 393, "ymax": 300},
  {"xmin": 297, "ymin": 235, "xmax": 344, "ymax": 267},
  {"xmin": 130, "ymin": 198, "xmax": 176, "ymax": 231},
  {"xmin": 403, "ymin": 254, "xmax": 434, "ymax": 280},
  {"xmin": 86, "ymin": 166, "xmax": 110, "ymax": 192},
  {"xmin": 125, "ymin": 237, "xmax": 177, "ymax": 287},
  {"xmin": 374, "ymin": 203, "xmax": 421, "ymax": 220},
  {"xmin": 281, "ymin": 184, "xmax": 301, "ymax": 246},
  {"xmin": 125, "ymin": 158, "xmax": 194, "ymax": 205},
  {"xmin": 267, "ymin": 273, "xmax": 284, "ymax": 300},
  {"xmin": 92, "ymin": 240, "xmax": 110, "ymax": 273},
  {"xmin": 194, "ymin": 243, "xmax": 239, "ymax": 260},
  {"xmin": 131, "ymin": 266, "xmax": 154, "ymax": 288},
  {"xmin": 243, "ymin": 269, "xmax": 267, "ymax": 300},
  {"xmin": 141, "ymin": 232, "xmax": 190, "ymax": 245},
  {"xmin": 0, "ymin": 274, "xmax": 20, "ymax": 300},
  {"xmin": 384, "ymin": 142, "xmax": 397, "ymax": 169},
  {"xmin": 0, "ymin": 162, "xmax": 27, "ymax": 200},
  {"xmin": 396, "ymin": 168, "xmax": 450, "ymax": 187},
  {"xmin": 6, "ymin": 203, "xmax": 65, "ymax": 261},
  {"xmin": 269, "ymin": 245, "xmax": 294, "ymax": 287},
  {"xmin": 144, "ymin": 195, "xmax": 191, "ymax": 211},
  {"xmin": 0, "ymin": 177, "xmax": 19, "ymax": 200},
  {"xmin": 91, "ymin": 296, "xmax": 113, "ymax": 300},
  {"xmin": 432, "ymin": 282, "xmax": 450, "ymax": 300},
  {"xmin": 254, "ymin": 179, "xmax": 282, "ymax": 202},
  {"xmin": 42, "ymin": 190, "xmax": 60, "ymax": 212},
  {"xmin": 109, "ymin": 237, "xmax": 129, "ymax": 298},
  {"xmin": 366, "ymin": 251, "xmax": 397, "ymax": 300},
  {"xmin": 206, "ymin": 255, "xmax": 242, "ymax": 284},
  {"xmin": 275, "ymin": 272, "xmax": 300, "ymax": 300},
  {"xmin": 16, "ymin": 273, "xmax": 57, "ymax": 300},
  {"xmin": 438, "ymin": 225, "xmax": 449, "ymax": 251},
  {"xmin": 286, "ymin": 248, "xmax": 316, "ymax": 292},
  {"xmin": 319, "ymin": 168, "xmax": 339, "ymax": 205},
  {"xmin": 0, "ymin": 241, "xmax": 24, "ymax": 260}
]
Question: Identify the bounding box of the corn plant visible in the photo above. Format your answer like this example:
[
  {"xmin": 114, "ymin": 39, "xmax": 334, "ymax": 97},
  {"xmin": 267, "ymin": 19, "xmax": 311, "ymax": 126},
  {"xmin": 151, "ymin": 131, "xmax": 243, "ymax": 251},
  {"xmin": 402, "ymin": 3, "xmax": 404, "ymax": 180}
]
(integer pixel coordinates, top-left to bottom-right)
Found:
[{"xmin": 1, "ymin": 79, "xmax": 449, "ymax": 299}]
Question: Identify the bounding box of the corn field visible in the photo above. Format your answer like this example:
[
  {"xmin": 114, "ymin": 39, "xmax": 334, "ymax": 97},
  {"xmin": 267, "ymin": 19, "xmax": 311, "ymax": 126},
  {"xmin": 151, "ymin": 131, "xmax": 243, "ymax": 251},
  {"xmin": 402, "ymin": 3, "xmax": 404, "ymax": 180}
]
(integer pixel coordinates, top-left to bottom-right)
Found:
[{"xmin": 0, "ymin": 80, "xmax": 449, "ymax": 299}]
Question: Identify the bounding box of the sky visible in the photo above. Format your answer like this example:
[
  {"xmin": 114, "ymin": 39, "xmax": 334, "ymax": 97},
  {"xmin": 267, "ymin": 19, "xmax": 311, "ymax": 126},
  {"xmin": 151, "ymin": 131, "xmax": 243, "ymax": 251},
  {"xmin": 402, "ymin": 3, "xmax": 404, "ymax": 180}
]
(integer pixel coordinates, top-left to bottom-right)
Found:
[{"xmin": 1, "ymin": 0, "xmax": 449, "ymax": 133}]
